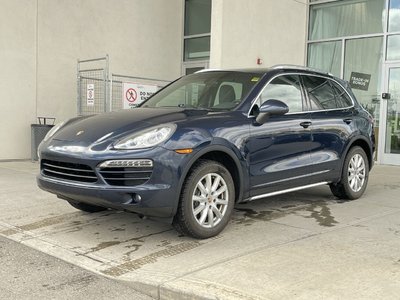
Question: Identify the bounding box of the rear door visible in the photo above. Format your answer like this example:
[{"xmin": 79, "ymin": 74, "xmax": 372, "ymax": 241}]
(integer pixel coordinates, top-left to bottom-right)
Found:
[
  {"xmin": 301, "ymin": 75, "xmax": 356, "ymax": 183},
  {"xmin": 247, "ymin": 74, "xmax": 314, "ymax": 197}
]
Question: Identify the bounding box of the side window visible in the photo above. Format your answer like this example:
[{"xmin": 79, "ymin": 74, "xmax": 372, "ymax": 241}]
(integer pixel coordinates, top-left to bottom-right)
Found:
[
  {"xmin": 302, "ymin": 76, "xmax": 352, "ymax": 110},
  {"xmin": 330, "ymin": 81, "xmax": 353, "ymax": 108},
  {"xmin": 259, "ymin": 75, "xmax": 303, "ymax": 113}
]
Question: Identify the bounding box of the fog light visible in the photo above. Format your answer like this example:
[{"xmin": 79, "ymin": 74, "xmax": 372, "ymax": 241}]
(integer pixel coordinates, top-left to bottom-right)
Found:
[{"xmin": 99, "ymin": 159, "xmax": 153, "ymax": 168}]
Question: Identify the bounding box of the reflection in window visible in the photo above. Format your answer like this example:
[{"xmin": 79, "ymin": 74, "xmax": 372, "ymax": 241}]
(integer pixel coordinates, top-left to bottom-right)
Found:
[
  {"xmin": 387, "ymin": 35, "xmax": 400, "ymax": 61},
  {"xmin": 260, "ymin": 76, "xmax": 303, "ymax": 113},
  {"xmin": 389, "ymin": 0, "xmax": 400, "ymax": 32},
  {"xmin": 303, "ymin": 76, "xmax": 351, "ymax": 110},
  {"xmin": 308, "ymin": 41, "xmax": 342, "ymax": 77},
  {"xmin": 184, "ymin": 36, "xmax": 211, "ymax": 60},
  {"xmin": 385, "ymin": 68, "xmax": 400, "ymax": 154},
  {"xmin": 184, "ymin": 0, "xmax": 211, "ymax": 62},
  {"xmin": 344, "ymin": 37, "xmax": 383, "ymax": 127},
  {"xmin": 309, "ymin": 0, "xmax": 385, "ymax": 40},
  {"xmin": 184, "ymin": 0, "xmax": 211, "ymax": 36}
]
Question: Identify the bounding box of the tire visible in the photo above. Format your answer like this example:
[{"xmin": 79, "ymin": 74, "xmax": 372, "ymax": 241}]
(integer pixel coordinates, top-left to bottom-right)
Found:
[
  {"xmin": 330, "ymin": 146, "xmax": 369, "ymax": 200},
  {"xmin": 67, "ymin": 200, "xmax": 107, "ymax": 213},
  {"xmin": 173, "ymin": 159, "xmax": 235, "ymax": 239}
]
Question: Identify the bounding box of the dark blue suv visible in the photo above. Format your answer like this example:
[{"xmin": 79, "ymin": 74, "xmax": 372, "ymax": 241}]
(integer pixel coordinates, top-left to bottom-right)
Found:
[{"xmin": 37, "ymin": 66, "xmax": 375, "ymax": 238}]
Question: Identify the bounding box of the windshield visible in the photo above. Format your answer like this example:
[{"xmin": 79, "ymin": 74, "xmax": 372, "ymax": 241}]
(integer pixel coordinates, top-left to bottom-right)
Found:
[{"xmin": 142, "ymin": 71, "xmax": 261, "ymax": 111}]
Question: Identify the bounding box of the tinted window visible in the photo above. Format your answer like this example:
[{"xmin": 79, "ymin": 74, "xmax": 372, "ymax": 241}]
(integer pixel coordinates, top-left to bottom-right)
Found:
[
  {"xmin": 260, "ymin": 75, "xmax": 303, "ymax": 113},
  {"xmin": 302, "ymin": 76, "xmax": 352, "ymax": 110},
  {"xmin": 331, "ymin": 81, "xmax": 353, "ymax": 108}
]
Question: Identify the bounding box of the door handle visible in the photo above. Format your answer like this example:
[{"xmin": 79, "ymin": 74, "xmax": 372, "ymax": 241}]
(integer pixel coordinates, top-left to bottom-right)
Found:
[
  {"xmin": 300, "ymin": 121, "xmax": 312, "ymax": 128},
  {"xmin": 343, "ymin": 118, "xmax": 352, "ymax": 124}
]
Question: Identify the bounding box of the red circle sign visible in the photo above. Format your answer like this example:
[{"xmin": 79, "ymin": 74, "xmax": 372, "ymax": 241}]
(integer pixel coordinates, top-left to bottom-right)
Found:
[{"xmin": 126, "ymin": 88, "xmax": 137, "ymax": 102}]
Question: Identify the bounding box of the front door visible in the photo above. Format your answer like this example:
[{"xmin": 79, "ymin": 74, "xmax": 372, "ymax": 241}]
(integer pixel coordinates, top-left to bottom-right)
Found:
[
  {"xmin": 379, "ymin": 64, "xmax": 400, "ymax": 165},
  {"xmin": 247, "ymin": 74, "xmax": 313, "ymax": 197}
]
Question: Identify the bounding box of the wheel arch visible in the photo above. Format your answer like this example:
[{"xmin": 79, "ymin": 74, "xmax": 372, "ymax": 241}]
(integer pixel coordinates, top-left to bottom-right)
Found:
[
  {"xmin": 345, "ymin": 137, "xmax": 374, "ymax": 171},
  {"xmin": 175, "ymin": 145, "xmax": 245, "ymax": 216}
]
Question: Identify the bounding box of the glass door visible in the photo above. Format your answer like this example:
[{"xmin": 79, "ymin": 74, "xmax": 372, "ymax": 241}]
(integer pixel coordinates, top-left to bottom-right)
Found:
[
  {"xmin": 182, "ymin": 61, "xmax": 209, "ymax": 75},
  {"xmin": 379, "ymin": 64, "xmax": 400, "ymax": 165}
]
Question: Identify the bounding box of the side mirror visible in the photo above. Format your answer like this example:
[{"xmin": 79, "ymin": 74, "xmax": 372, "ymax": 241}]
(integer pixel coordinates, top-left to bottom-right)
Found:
[{"xmin": 255, "ymin": 99, "xmax": 289, "ymax": 125}]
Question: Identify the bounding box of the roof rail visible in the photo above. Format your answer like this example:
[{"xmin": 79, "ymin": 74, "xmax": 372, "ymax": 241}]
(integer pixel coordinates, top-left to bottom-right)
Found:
[{"xmin": 270, "ymin": 64, "xmax": 333, "ymax": 76}]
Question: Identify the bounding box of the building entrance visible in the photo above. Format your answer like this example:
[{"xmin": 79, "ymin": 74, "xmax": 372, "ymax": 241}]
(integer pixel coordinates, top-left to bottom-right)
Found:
[{"xmin": 379, "ymin": 64, "xmax": 400, "ymax": 165}]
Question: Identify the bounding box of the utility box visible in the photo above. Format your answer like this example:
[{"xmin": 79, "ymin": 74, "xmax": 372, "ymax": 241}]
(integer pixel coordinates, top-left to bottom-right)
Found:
[{"xmin": 31, "ymin": 117, "xmax": 55, "ymax": 161}]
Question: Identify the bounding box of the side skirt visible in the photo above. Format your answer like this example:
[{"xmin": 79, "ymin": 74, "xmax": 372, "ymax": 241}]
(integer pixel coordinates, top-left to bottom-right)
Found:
[{"xmin": 242, "ymin": 182, "xmax": 329, "ymax": 202}]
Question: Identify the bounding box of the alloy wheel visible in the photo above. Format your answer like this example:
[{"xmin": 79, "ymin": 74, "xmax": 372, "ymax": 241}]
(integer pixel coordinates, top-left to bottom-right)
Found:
[
  {"xmin": 192, "ymin": 173, "xmax": 229, "ymax": 228},
  {"xmin": 348, "ymin": 153, "xmax": 366, "ymax": 193}
]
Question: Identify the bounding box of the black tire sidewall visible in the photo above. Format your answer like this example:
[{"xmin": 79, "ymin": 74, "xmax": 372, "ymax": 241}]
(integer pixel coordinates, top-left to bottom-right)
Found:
[
  {"xmin": 181, "ymin": 161, "xmax": 235, "ymax": 239},
  {"xmin": 341, "ymin": 146, "xmax": 369, "ymax": 200}
]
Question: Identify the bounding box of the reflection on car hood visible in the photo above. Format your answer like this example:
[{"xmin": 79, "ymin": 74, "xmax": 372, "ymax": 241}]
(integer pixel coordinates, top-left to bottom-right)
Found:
[{"xmin": 52, "ymin": 108, "xmax": 209, "ymax": 144}]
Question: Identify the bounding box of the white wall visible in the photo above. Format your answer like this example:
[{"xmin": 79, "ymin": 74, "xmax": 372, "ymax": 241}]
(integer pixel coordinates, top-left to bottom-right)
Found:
[
  {"xmin": 0, "ymin": 0, "xmax": 37, "ymax": 160},
  {"xmin": 210, "ymin": 0, "xmax": 307, "ymax": 69},
  {"xmin": 0, "ymin": 0, "xmax": 183, "ymax": 160}
]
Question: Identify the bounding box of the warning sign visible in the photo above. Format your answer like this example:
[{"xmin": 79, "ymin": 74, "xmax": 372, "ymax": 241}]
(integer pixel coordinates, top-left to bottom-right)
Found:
[
  {"xmin": 87, "ymin": 84, "xmax": 95, "ymax": 106},
  {"xmin": 122, "ymin": 82, "xmax": 158, "ymax": 109}
]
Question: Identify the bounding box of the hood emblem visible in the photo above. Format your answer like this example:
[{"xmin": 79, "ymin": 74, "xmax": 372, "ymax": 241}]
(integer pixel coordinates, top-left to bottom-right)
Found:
[{"xmin": 76, "ymin": 130, "xmax": 84, "ymax": 136}]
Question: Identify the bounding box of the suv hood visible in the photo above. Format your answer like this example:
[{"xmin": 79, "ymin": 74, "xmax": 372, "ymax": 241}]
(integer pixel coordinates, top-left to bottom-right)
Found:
[{"xmin": 52, "ymin": 108, "xmax": 208, "ymax": 145}]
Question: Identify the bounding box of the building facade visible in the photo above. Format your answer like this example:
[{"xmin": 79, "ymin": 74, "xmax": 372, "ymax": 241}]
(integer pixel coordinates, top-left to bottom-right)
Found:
[{"xmin": 0, "ymin": 0, "xmax": 399, "ymax": 165}]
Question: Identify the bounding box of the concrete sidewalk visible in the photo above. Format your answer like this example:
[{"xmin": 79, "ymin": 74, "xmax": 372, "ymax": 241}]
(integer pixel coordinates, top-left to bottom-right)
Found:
[{"xmin": 0, "ymin": 161, "xmax": 399, "ymax": 299}]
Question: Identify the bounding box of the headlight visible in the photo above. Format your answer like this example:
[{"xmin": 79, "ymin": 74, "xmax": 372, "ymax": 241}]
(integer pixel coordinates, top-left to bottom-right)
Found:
[
  {"xmin": 43, "ymin": 121, "xmax": 66, "ymax": 142},
  {"xmin": 114, "ymin": 124, "xmax": 176, "ymax": 150}
]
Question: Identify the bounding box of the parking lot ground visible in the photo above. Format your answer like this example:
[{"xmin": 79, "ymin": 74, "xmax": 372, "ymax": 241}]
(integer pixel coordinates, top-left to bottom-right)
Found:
[
  {"xmin": 0, "ymin": 161, "xmax": 399, "ymax": 299},
  {"xmin": 0, "ymin": 235, "xmax": 152, "ymax": 300}
]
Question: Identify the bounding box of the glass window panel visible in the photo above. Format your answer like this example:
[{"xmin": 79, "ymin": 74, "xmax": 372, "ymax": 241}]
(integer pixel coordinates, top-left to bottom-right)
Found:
[
  {"xmin": 185, "ymin": 67, "xmax": 204, "ymax": 75},
  {"xmin": 184, "ymin": 0, "xmax": 211, "ymax": 36},
  {"xmin": 260, "ymin": 75, "xmax": 303, "ymax": 113},
  {"xmin": 344, "ymin": 37, "xmax": 384, "ymax": 128},
  {"xmin": 184, "ymin": 37, "xmax": 210, "ymax": 61},
  {"xmin": 302, "ymin": 76, "xmax": 338, "ymax": 110},
  {"xmin": 307, "ymin": 41, "xmax": 342, "ymax": 77},
  {"xmin": 385, "ymin": 67, "xmax": 400, "ymax": 154},
  {"xmin": 309, "ymin": 0, "xmax": 386, "ymax": 40},
  {"xmin": 387, "ymin": 35, "xmax": 400, "ymax": 60},
  {"xmin": 331, "ymin": 81, "xmax": 353, "ymax": 108},
  {"xmin": 389, "ymin": 0, "xmax": 400, "ymax": 32}
]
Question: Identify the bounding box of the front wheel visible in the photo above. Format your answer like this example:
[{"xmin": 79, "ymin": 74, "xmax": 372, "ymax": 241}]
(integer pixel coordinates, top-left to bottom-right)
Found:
[
  {"xmin": 173, "ymin": 159, "xmax": 235, "ymax": 239},
  {"xmin": 330, "ymin": 146, "xmax": 369, "ymax": 200}
]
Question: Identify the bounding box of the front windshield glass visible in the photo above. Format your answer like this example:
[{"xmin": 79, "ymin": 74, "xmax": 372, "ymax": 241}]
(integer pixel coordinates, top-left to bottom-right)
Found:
[{"xmin": 142, "ymin": 71, "xmax": 261, "ymax": 111}]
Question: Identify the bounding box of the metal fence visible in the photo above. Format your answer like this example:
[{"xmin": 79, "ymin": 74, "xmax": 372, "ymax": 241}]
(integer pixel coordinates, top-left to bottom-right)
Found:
[
  {"xmin": 110, "ymin": 74, "xmax": 170, "ymax": 111},
  {"xmin": 77, "ymin": 56, "xmax": 109, "ymax": 116},
  {"xmin": 77, "ymin": 55, "xmax": 170, "ymax": 115}
]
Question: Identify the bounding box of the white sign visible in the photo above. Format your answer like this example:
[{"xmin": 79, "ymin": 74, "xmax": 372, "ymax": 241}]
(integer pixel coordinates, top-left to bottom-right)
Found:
[
  {"xmin": 122, "ymin": 82, "xmax": 158, "ymax": 109},
  {"xmin": 87, "ymin": 84, "xmax": 95, "ymax": 106}
]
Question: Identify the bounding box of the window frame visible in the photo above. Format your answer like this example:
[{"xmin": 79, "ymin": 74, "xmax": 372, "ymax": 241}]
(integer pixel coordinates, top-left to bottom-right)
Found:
[
  {"xmin": 247, "ymin": 72, "xmax": 356, "ymax": 118},
  {"xmin": 300, "ymin": 74, "xmax": 355, "ymax": 112}
]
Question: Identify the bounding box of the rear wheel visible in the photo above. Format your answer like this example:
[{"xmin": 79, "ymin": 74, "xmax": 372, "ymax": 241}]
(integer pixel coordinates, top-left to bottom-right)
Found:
[
  {"xmin": 173, "ymin": 159, "xmax": 235, "ymax": 239},
  {"xmin": 330, "ymin": 146, "xmax": 369, "ymax": 200},
  {"xmin": 67, "ymin": 200, "xmax": 107, "ymax": 213}
]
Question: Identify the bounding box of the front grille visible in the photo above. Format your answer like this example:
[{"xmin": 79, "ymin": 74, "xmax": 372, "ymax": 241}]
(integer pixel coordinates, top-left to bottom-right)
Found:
[
  {"xmin": 99, "ymin": 167, "xmax": 153, "ymax": 186},
  {"xmin": 41, "ymin": 159, "xmax": 97, "ymax": 183}
]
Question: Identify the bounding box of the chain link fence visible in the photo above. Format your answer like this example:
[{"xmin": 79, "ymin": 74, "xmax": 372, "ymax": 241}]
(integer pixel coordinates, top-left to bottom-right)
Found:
[
  {"xmin": 77, "ymin": 56, "xmax": 109, "ymax": 116},
  {"xmin": 77, "ymin": 55, "xmax": 171, "ymax": 114}
]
